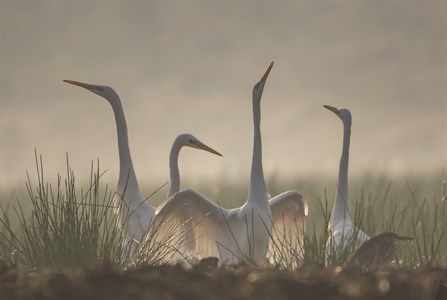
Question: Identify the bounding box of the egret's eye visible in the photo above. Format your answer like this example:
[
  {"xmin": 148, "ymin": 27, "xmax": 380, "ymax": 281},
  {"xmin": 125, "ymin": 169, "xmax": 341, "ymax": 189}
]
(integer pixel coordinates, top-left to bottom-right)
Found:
[{"xmin": 189, "ymin": 139, "xmax": 196, "ymax": 144}]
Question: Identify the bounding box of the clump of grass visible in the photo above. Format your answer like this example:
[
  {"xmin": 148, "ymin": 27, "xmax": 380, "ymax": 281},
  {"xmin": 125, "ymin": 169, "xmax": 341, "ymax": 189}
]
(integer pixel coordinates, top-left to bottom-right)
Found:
[
  {"xmin": 356, "ymin": 176, "xmax": 447, "ymax": 268},
  {"xmin": 0, "ymin": 152, "xmax": 129, "ymax": 268},
  {"xmin": 410, "ymin": 200, "xmax": 447, "ymax": 268}
]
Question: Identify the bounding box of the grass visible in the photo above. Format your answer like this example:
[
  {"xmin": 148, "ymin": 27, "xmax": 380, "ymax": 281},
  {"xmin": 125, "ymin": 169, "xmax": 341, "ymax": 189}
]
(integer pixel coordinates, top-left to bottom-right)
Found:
[
  {"xmin": 252, "ymin": 172, "xmax": 446, "ymax": 269},
  {"xmin": 0, "ymin": 152, "xmax": 128, "ymax": 268},
  {"xmin": 0, "ymin": 154, "xmax": 446, "ymax": 270}
]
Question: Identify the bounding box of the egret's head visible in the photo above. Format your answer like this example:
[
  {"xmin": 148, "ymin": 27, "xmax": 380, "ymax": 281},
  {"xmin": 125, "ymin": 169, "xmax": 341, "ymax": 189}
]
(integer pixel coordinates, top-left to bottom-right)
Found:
[
  {"xmin": 64, "ymin": 80, "xmax": 119, "ymax": 104},
  {"xmin": 323, "ymin": 105, "xmax": 352, "ymax": 125},
  {"xmin": 177, "ymin": 134, "xmax": 223, "ymax": 157},
  {"xmin": 252, "ymin": 61, "xmax": 274, "ymax": 102}
]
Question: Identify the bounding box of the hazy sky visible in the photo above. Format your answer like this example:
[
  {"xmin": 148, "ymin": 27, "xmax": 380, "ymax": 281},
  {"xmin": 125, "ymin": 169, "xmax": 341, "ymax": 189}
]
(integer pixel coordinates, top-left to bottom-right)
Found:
[{"xmin": 1, "ymin": 1, "xmax": 446, "ymax": 193}]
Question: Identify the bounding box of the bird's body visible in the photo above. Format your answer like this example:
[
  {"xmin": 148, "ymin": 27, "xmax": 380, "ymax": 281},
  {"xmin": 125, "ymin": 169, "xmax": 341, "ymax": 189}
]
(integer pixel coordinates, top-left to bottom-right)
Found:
[
  {"xmin": 64, "ymin": 80, "xmax": 155, "ymax": 248},
  {"xmin": 168, "ymin": 134, "xmax": 222, "ymax": 198},
  {"xmin": 345, "ymin": 232, "xmax": 413, "ymax": 270},
  {"xmin": 323, "ymin": 105, "xmax": 369, "ymax": 262},
  {"xmin": 154, "ymin": 62, "xmax": 274, "ymax": 265}
]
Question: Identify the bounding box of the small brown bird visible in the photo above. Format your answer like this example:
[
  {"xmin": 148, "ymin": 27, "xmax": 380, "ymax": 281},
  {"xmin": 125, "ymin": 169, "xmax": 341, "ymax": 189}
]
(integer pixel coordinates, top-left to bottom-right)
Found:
[{"xmin": 344, "ymin": 232, "xmax": 413, "ymax": 270}]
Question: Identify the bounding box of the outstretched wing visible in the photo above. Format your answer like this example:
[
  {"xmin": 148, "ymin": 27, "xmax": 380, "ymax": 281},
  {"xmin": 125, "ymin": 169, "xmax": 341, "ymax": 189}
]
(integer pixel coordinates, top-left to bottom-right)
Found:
[
  {"xmin": 268, "ymin": 190, "xmax": 308, "ymax": 266},
  {"xmin": 152, "ymin": 188, "xmax": 233, "ymax": 263}
]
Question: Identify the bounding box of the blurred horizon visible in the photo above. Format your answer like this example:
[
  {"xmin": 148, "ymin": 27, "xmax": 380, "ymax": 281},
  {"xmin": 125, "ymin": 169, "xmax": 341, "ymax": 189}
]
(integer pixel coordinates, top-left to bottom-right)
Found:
[{"xmin": 1, "ymin": 2, "xmax": 446, "ymax": 193}]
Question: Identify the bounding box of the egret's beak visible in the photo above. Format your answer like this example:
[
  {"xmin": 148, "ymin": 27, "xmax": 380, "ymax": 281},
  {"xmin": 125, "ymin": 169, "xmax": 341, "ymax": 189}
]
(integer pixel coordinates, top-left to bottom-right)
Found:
[
  {"xmin": 396, "ymin": 235, "xmax": 413, "ymax": 241},
  {"xmin": 323, "ymin": 105, "xmax": 339, "ymax": 113},
  {"xmin": 64, "ymin": 80, "xmax": 95, "ymax": 90},
  {"xmin": 260, "ymin": 61, "xmax": 274, "ymax": 83},
  {"xmin": 197, "ymin": 142, "xmax": 223, "ymax": 157},
  {"xmin": 64, "ymin": 80, "xmax": 102, "ymax": 92}
]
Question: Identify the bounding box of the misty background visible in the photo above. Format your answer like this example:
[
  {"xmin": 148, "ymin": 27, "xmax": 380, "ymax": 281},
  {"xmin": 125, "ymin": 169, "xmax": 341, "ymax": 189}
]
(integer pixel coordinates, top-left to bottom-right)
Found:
[{"xmin": 1, "ymin": 2, "xmax": 446, "ymax": 198}]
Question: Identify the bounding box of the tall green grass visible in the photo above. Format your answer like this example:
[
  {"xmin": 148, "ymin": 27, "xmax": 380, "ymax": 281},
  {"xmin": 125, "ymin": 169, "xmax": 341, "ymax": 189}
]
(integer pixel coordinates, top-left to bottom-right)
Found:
[
  {"xmin": 0, "ymin": 153, "xmax": 129, "ymax": 268},
  {"xmin": 1, "ymin": 155, "xmax": 446, "ymax": 269}
]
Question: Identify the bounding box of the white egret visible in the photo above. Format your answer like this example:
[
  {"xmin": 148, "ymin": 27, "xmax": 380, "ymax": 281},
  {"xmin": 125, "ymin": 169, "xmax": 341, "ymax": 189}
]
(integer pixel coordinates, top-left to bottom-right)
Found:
[
  {"xmin": 167, "ymin": 133, "xmax": 223, "ymax": 198},
  {"xmin": 323, "ymin": 105, "xmax": 369, "ymax": 260},
  {"xmin": 154, "ymin": 62, "xmax": 274, "ymax": 265},
  {"xmin": 63, "ymin": 80, "xmax": 155, "ymax": 247}
]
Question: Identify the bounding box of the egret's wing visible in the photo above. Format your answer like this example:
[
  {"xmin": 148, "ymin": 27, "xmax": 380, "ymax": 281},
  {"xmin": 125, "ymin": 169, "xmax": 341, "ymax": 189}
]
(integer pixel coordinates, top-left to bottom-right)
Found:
[
  {"xmin": 154, "ymin": 188, "xmax": 232, "ymax": 261},
  {"xmin": 268, "ymin": 190, "xmax": 308, "ymax": 265}
]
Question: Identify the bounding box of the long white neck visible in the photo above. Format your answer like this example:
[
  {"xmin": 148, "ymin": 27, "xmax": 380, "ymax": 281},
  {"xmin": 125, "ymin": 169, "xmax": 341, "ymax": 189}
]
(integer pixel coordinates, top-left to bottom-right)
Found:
[
  {"xmin": 168, "ymin": 138, "xmax": 182, "ymax": 198},
  {"xmin": 331, "ymin": 121, "xmax": 352, "ymax": 228},
  {"xmin": 111, "ymin": 98, "xmax": 141, "ymax": 208},
  {"xmin": 247, "ymin": 95, "xmax": 268, "ymax": 206}
]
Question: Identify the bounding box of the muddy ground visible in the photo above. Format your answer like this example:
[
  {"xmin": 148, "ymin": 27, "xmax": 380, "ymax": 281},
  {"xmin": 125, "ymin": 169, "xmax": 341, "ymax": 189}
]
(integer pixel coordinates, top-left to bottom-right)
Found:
[{"xmin": 1, "ymin": 260, "xmax": 446, "ymax": 300}]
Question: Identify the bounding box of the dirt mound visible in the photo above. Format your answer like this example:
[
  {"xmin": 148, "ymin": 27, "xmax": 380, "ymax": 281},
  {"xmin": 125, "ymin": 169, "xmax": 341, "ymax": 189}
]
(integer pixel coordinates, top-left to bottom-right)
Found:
[{"xmin": 1, "ymin": 262, "xmax": 446, "ymax": 300}]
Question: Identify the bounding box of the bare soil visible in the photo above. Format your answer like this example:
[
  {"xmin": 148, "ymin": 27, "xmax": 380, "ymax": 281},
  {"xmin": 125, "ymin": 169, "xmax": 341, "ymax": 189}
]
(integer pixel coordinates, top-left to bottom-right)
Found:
[{"xmin": 1, "ymin": 260, "xmax": 446, "ymax": 300}]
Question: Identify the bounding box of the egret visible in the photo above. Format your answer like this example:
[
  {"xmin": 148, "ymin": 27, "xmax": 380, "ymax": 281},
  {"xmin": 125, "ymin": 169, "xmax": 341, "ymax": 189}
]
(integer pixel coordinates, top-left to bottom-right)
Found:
[
  {"xmin": 345, "ymin": 232, "xmax": 413, "ymax": 270},
  {"xmin": 154, "ymin": 62, "xmax": 275, "ymax": 265},
  {"xmin": 323, "ymin": 105, "xmax": 369, "ymax": 262},
  {"xmin": 64, "ymin": 80, "xmax": 155, "ymax": 247},
  {"xmin": 167, "ymin": 133, "xmax": 223, "ymax": 198}
]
